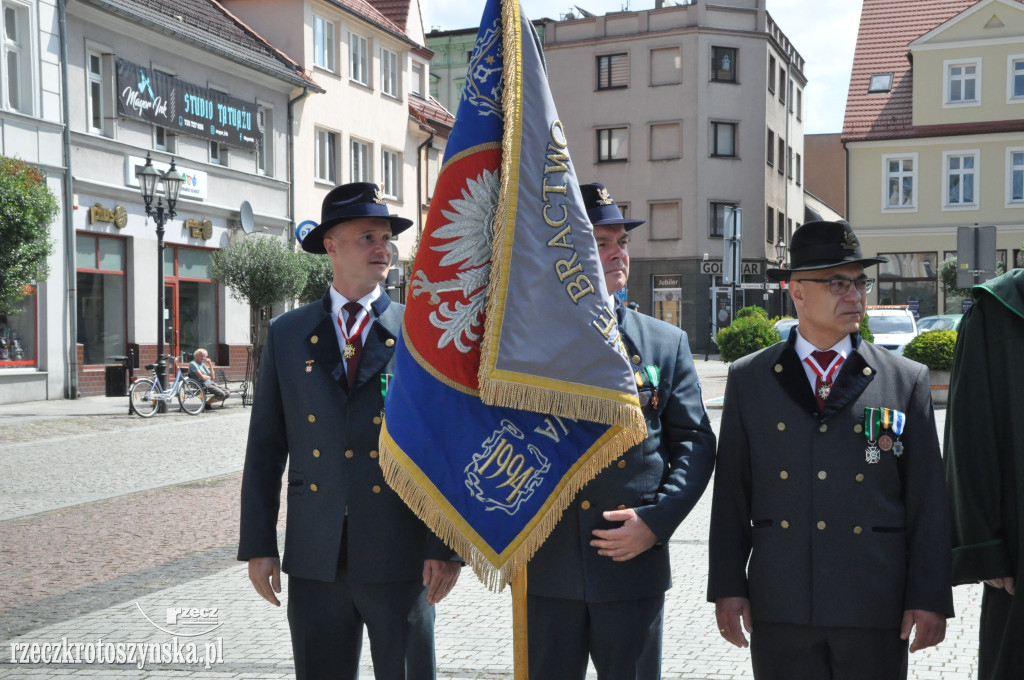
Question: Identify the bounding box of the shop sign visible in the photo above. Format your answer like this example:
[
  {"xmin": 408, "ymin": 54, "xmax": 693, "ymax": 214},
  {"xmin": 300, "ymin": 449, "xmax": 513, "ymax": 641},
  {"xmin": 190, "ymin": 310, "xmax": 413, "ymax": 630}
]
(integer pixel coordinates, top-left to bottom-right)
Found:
[
  {"xmin": 89, "ymin": 204, "xmax": 128, "ymax": 229},
  {"xmin": 186, "ymin": 219, "xmax": 214, "ymax": 240},
  {"xmin": 700, "ymin": 260, "xmax": 762, "ymax": 276},
  {"xmin": 127, "ymin": 155, "xmax": 207, "ymax": 201},
  {"xmin": 117, "ymin": 57, "xmax": 260, "ymax": 152}
]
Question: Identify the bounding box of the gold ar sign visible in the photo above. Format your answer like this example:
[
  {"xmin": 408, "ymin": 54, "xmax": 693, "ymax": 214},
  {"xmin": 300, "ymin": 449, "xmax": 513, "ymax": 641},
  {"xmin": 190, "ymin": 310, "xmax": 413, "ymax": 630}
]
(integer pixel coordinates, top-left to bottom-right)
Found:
[
  {"xmin": 186, "ymin": 219, "xmax": 213, "ymax": 240},
  {"xmin": 90, "ymin": 204, "xmax": 128, "ymax": 229}
]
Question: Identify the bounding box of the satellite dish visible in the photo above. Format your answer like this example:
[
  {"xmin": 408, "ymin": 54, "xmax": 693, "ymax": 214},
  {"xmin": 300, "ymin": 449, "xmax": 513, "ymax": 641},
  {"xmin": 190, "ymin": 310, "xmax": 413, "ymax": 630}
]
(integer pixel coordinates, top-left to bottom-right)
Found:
[
  {"xmin": 389, "ymin": 241, "xmax": 400, "ymax": 266},
  {"xmin": 239, "ymin": 201, "xmax": 255, "ymax": 234}
]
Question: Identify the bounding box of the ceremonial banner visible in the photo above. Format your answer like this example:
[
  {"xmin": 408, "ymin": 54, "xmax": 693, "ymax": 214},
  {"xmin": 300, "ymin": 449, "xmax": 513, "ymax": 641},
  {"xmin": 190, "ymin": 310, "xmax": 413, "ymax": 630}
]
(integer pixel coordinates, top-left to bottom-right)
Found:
[{"xmin": 379, "ymin": 0, "xmax": 646, "ymax": 590}]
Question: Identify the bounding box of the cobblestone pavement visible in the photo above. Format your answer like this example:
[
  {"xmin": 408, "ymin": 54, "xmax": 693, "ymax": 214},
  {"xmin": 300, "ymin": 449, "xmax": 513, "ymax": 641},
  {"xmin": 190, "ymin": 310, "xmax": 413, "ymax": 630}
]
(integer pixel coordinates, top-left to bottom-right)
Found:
[{"xmin": 0, "ymin": 362, "xmax": 976, "ymax": 679}]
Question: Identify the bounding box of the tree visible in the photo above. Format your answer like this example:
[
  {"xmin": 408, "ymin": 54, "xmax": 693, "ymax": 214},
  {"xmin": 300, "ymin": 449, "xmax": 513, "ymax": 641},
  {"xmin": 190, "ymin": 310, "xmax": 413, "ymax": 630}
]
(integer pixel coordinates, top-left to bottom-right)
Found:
[
  {"xmin": 299, "ymin": 251, "xmax": 334, "ymax": 304},
  {"xmin": 209, "ymin": 234, "xmax": 307, "ymax": 383},
  {"xmin": 0, "ymin": 157, "xmax": 58, "ymax": 315}
]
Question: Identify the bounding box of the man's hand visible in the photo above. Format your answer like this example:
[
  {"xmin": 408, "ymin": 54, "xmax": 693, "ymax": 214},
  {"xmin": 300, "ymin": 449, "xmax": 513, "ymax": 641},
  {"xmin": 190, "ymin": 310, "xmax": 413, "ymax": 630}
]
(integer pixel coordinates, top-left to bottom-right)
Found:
[
  {"xmin": 248, "ymin": 557, "xmax": 282, "ymax": 606},
  {"xmin": 422, "ymin": 559, "xmax": 461, "ymax": 605},
  {"xmin": 590, "ymin": 508, "xmax": 658, "ymax": 561},
  {"xmin": 900, "ymin": 609, "xmax": 946, "ymax": 652},
  {"xmin": 983, "ymin": 577, "xmax": 1015, "ymax": 595},
  {"xmin": 715, "ymin": 597, "xmax": 753, "ymax": 648}
]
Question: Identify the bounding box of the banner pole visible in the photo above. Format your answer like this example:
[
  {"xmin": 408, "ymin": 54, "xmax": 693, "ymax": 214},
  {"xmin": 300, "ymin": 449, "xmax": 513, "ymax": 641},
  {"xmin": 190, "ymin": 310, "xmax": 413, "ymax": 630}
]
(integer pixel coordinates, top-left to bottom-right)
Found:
[{"xmin": 512, "ymin": 568, "xmax": 529, "ymax": 680}]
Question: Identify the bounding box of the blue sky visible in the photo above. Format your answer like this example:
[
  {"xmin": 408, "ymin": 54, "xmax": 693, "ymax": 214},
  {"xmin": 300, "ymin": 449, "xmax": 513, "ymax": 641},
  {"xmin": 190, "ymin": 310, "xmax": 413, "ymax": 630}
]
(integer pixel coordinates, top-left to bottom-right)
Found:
[{"xmin": 422, "ymin": 0, "xmax": 864, "ymax": 135}]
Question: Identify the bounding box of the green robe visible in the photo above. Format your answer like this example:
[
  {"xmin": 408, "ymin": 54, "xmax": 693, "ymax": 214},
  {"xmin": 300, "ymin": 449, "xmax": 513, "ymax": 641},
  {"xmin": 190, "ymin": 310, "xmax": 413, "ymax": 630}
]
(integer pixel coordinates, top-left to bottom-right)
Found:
[{"xmin": 945, "ymin": 268, "xmax": 1024, "ymax": 680}]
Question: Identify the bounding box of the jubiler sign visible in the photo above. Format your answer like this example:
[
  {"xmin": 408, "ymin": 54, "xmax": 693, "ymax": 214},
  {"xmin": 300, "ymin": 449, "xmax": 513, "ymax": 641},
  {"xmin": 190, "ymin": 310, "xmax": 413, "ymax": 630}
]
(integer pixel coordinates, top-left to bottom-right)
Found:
[{"xmin": 117, "ymin": 58, "xmax": 259, "ymax": 152}]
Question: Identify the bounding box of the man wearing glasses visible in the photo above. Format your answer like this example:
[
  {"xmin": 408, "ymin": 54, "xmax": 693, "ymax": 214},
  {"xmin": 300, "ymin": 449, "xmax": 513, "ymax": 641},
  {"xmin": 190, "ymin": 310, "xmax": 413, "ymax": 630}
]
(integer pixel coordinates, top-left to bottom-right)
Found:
[{"xmin": 708, "ymin": 220, "xmax": 953, "ymax": 679}]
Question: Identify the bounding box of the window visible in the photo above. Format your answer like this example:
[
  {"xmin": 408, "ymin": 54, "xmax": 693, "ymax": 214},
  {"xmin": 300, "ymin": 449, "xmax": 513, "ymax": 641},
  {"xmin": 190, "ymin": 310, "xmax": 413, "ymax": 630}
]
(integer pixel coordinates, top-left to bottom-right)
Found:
[
  {"xmin": 711, "ymin": 202, "xmax": 737, "ymax": 239},
  {"xmin": 787, "ymin": 80, "xmax": 793, "ymax": 112},
  {"xmin": 154, "ymin": 126, "xmax": 175, "ymax": 152},
  {"xmin": 649, "ymin": 201, "xmax": 681, "ymax": 240},
  {"xmin": 350, "ymin": 32, "xmax": 369, "ymax": 86},
  {"xmin": 712, "ymin": 46, "xmax": 736, "ymax": 83},
  {"xmin": 649, "ymin": 122, "xmax": 681, "ymax": 161},
  {"xmin": 313, "ymin": 14, "xmax": 336, "ymax": 71},
  {"xmin": 597, "ymin": 127, "xmax": 628, "ymax": 162},
  {"xmin": 795, "ymin": 152, "xmax": 802, "ymax": 186},
  {"xmin": 711, "ymin": 122, "xmax": 736, "ymax": 158},
  {"xmin": 381, "ymin": 148, "xmax": 399, "ymax": 199},
  {"xmin": 883, "ymin": 154, "xmax": 917, "ymax": 210},
  {"xmin": 766, "ymin": 206, "xmax": 774, "ymax": 243},
  {"xmin": 597, "ymin": 53, "xmax": 628, "ymax": 90},
  {"xmin": 351, "ymin": 138, "xmax": 370, "ymax": 182},
  {"xmin": 381, "ymin": 47, "xmax": 399, "ymax": 97},
  {"xmin": 257, "ymin": 105, "xmax": 273, "ymax": 176},
  {"xmin": 1009, "ymin": 149, "xmax": 1024, "ymax": 203},
  {"xmin": 1009, "ymin": 56, "xmax": 1024, "ymax": 100},
  {"xmin": 787, "ymin": 145, "xmax": 793, "ymax": 179},
  {"xmin": 766, "ymin": 128, "xmax": 774, "ymax": 166},
  {"xmin": 778, "ymin": 211, "xmax": 785, "ymax": 247},
  {"xmin": 76, "ymin": 235, "xmax": 126, "ymax": 366},
  {"xmin": 0, "ymin": 285, "xmax": 36, "ymax": 367},
  {"xmin": 877, "ymin": 252, "xmax": 939, "ymax": 318},
  {"xmin": 650, "ymin": 47, "xmax": 681, "ymax": 86},
  {"xmin": 779, "ymin": 67, "xmax": 786, "ymax": 104},
  {"xmin": 796, "ymin": 88, "xmax": 802, "ymax": 120},
  {"xmin": 3, "ymin": 2, "xmax": 29, "ymax": 113},
  {"xmin": 945, "ymin": 59, "xmax": 980, "ymax": 105},
  {"xmin": 87, "ymin": 51, "xmax": 104, "ymax": 132},
  {"xmin": 411, "ymin": 62, "xmax": 424, "ymax": 98},
  {"xmin": 164, "ymin": 246, "xmax": 219, "ymax": 358},
  {"xmin": 210, "ymin": 140, "xmax": 227, "ymax": 166},
  {"xmin": 768, "ymin": 55, "xmax": 776, "ymax": 93},
  {"xmin": 315, "ymin": 128, "xmax": 338, "ymax": 183},
  {"xmin": 868, "ymin": 72, "xmax": 893, "ymax": 93},
  {"xmin": 429, "ymin": 72, "xmax": 439, "ymax": 99},
  {"xmin": 777, "ymin": 137, "xmax": 785, "ymax": 174},
  {"xmin": 944, "ymin": 151, "xmax": 978, "ymax": 207}
]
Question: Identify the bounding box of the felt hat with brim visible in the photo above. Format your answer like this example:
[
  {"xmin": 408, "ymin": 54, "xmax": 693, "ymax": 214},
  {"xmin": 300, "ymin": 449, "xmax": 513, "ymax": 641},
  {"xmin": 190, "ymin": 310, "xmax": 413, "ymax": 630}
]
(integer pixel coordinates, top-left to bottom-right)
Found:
[
  {"xmin": 580, "ymin": 182, "xmax": 645, "ymax": 231},
  {"xmin": 766, "ymin": 220, "xmax": 887, "ymax": 282},
  {"xmin": 301, "ymin": 182, "xmax": 413, "ymax": 254}
]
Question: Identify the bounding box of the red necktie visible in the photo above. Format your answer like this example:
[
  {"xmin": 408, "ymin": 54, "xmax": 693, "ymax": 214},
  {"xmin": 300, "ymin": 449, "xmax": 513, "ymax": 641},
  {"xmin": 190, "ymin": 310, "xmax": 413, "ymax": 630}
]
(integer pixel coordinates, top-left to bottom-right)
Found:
[
  {"xmin": 805, "ymin": 349, "xmax": 843, "ymax": 412},
  {"xmin": 340, "ymin": 302, "xmax": 368, "ymax": 389}
]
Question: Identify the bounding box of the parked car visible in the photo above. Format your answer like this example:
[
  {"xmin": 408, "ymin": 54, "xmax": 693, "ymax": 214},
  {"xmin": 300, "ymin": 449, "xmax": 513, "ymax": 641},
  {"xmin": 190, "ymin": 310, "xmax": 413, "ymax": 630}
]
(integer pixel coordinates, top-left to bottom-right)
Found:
[
  {"xmin": 915, "ymin": 314, "xmax": 962, "ymax": 332},
  {"xmin": 773, "ymin": 318, "xmax": 799, "ymax": 341},
  {"xmin": 865, "ymin": 305, "xmax": 918, "ymax": 354}
]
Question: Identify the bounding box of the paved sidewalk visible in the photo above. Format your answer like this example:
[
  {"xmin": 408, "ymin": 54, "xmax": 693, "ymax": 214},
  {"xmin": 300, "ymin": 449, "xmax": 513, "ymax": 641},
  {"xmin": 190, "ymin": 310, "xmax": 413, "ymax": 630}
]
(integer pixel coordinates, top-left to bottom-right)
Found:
[{"xmin": 0, "ymin": 358, "xmax": 972, "ymax": 679}]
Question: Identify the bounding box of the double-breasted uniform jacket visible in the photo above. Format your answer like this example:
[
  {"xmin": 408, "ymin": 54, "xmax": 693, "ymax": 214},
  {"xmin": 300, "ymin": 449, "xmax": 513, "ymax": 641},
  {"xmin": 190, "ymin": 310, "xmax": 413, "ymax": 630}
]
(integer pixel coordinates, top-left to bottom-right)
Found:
[
  {"xmin": 238, "ymin": 289, "xmax": 450, "ymax": 583},
  {"xmin": 528, "ymin": 305, "xmax": 717, "ymax": 602},
  {"xmin": 708, "ymin": 331, "xmax": 954, "ymax": 629}
]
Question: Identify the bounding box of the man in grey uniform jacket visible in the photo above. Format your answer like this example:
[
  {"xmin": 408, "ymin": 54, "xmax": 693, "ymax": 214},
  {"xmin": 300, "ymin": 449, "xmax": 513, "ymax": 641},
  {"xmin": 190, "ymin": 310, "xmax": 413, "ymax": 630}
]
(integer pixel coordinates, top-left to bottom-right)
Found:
[
  {"xmin": 708, "ymin": 220, "xmax": 953, "ymax": 679},
  {"xmin": 238, "ymin": 183, "xmax": 460, "ymax": 680},
  {"xmin": 526, "ymin": 183, "xmax": 717, "ymax": 680}
]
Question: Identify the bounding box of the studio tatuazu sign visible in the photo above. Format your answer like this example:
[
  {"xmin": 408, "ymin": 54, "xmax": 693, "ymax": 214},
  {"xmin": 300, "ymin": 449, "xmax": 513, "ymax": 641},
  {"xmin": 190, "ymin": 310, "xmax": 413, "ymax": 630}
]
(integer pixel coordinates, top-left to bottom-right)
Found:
[{"xmin": 117, "ymin": 58, "xmax": 259, "ymax": 153}]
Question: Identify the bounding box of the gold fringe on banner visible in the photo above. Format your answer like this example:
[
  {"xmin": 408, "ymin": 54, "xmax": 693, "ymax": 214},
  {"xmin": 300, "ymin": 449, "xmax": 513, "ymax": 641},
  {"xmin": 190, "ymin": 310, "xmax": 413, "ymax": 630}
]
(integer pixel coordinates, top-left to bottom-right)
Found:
[
  {"xmin": 379, "ymin": 416, "xmax": 644, "ymax": 592},
  {"xmin": 476, "ymin": 0, "xmax": 646, "ymax": 436}
]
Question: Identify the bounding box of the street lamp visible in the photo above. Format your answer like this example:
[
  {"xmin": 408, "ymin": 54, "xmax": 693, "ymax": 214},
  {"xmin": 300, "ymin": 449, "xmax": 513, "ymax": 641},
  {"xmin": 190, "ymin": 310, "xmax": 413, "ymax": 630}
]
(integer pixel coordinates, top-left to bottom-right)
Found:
[
  {"xmin": 137, "ymin": 152, "xmax": 183, "ymax": 411},
  {"xmin": 774, "ymin": 238, "xmax": 788, "ymax": 317}
]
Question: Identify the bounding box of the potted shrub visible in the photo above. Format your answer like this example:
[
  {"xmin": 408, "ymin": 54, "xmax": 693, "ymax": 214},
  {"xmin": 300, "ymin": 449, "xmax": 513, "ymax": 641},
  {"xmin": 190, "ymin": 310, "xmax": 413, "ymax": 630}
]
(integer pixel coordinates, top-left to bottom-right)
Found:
[
  {"xmin": 715, "ymin": 314, "xmax": 780, "ymax": 363},
  {"xmin": 901, "ymin": 329, "xmax": 957, "ymax": 405}
]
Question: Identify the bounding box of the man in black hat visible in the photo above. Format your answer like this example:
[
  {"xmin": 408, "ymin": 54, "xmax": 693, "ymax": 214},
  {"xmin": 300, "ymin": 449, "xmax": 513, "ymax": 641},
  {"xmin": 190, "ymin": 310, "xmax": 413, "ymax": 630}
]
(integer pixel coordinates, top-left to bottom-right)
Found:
[
  {"xmin": 708, "ymin": 220, "xmax": 953, "ymax": 678},
  {"xmin": 238, "ymin": 182, "xmax": 461, "ymax": 680},
  {"xmin": 526, "ymin": 182, "xmax": 716, "ymax": 679}
]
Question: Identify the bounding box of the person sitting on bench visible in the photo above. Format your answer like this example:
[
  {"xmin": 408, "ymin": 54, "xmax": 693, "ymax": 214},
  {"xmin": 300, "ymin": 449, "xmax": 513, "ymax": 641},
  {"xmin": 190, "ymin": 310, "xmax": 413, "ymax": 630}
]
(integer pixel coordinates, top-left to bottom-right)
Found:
[{"xmin": 189, "ymin": 348, "xmax": 230, "ymax": 406}]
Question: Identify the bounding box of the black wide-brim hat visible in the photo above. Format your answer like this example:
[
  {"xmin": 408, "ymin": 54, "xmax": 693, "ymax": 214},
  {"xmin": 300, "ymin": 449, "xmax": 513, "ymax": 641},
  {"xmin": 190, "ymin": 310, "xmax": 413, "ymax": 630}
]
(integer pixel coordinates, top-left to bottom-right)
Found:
[
  {"xmin": 301, "ymin": 182, "xmax": 414, "ymax": 254},
  {"xmin": 766, "ymin": 220, "xmax": 888, "ymax": 281},
  {"xmin": 580, "ymin": 182, "xmax": 645, "ymax": 231}
]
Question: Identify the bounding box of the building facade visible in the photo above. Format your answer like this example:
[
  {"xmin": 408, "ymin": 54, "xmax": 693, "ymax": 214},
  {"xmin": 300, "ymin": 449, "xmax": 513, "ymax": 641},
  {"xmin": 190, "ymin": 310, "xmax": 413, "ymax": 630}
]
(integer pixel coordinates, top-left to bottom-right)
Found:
[
  {"xmin": 542, "ymin": 0, "xmax": 806, "ymax": 352},
  {"xmin": 844, "ymin": 0, "xmax": 1024, "ymax": 317},
  {"xmin": 223, "ymin": 0, "xmax": 453, "ymax": 282},
  {"xmin": 63, "ymin": 0, "xmax": 315, "ymax": 398},
  {"xmin": 1, "ymin": 0, "xmax": 67, "ymax": 403}
]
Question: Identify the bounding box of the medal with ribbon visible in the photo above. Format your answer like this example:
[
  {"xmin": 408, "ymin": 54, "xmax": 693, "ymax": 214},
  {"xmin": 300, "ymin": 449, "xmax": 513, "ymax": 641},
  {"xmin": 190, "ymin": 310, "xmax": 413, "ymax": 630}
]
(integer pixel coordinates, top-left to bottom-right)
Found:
[
  {"xmin": 338, "ymin": 308, "xmax": 371, "ymax": 359},
  {"xmin": 863, "ymin": 407, "xmax": 882, "ymax": 464},
  {"xmin": 878, "ymin": 408, "xmax": 894, "ymax": 452},
  {"xmin": 804, "ymin": 352, "xmax": 844, "ymax": 402},
  {"xmin": 890, "ymin": 408, "xmax": 906, "ymax": 457},
  {"xmin": 644, "ymin": 365, "xmax": 660, "ymax": 410}
]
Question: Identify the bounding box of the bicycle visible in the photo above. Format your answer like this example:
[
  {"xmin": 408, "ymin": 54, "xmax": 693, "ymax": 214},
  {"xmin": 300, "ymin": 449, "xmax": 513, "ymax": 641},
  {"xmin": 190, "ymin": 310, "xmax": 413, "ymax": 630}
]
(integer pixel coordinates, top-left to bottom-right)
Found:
[{"xmin": 129, "ymin": 359, "xmax": 207, "ymax": 417}]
